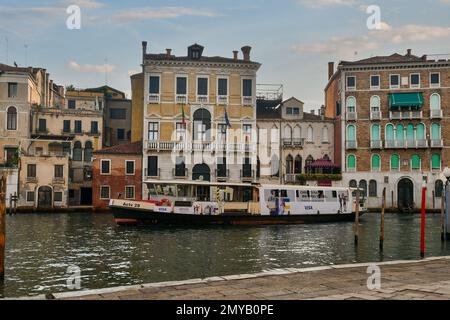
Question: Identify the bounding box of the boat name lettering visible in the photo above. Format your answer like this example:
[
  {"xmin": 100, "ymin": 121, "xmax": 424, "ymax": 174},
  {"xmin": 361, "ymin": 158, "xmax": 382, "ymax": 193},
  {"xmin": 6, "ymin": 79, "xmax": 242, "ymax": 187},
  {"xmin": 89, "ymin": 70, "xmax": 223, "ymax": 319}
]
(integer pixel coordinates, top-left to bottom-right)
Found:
[{"xmin": 122, "ymin": 202, "xmax": 141, "ymax": 208}]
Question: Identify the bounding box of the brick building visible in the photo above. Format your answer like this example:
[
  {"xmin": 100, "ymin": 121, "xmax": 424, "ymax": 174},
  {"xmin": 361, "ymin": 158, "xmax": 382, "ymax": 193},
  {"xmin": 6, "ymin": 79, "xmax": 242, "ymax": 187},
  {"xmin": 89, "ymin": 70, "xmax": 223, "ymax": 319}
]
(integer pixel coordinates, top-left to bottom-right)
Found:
[
  {"xmin": 325, "ymin": 50, "xmax": 449, "ymax": 210},
  {"xmin": 92, "ymin": 141, "xmax": 142, "ymax": 209}
]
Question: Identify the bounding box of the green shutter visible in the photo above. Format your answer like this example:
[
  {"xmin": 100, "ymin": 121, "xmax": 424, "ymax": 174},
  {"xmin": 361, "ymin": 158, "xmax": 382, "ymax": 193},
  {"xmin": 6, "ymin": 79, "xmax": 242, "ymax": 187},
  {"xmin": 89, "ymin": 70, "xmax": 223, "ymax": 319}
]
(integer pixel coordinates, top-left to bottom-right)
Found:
[
  {"xmin": 406, "ymin": 124, "xmax": 414, "ymax": 141},
  {"xmin": 391, "ymin": 154, "xmax": 400, "ymax": 170},
  {"xmin": 371, "ymin": 124, "xmax": 380, "ymax": 140},
  {"xmin": 386, "ymin": 124, "xmax": 394, "ymax": 140},
  {"xmin": 431, "ymin": 123, "xmax": 441, "ymax": 140},
  {"xmin": 411, "ymin": 154, "xmax": 421, "ymax": 170},
  {"xmin": 372, "ymin": 154, "xmax": 380, "ymax": 170},
  {"xmin": 432, "ymin": 154, "xmax": 441, "ymax": 170},
  {"xmin": 430, "ymin": 94, "xmax": 440, "ymax": 110},
  {"xmin": 347, "ymin": 155, "xmax": 356, "ymax": 169},
  {"xmin": 416, "ymin": 123, "xmax": 425, "ymax": 140},
  {"xmin": 347, "ymin": 125, "xmax": 356, "ymax": 141},
  {"xmin": 396, "ymin": 124, "xmax": 404, "ymax": 141}
]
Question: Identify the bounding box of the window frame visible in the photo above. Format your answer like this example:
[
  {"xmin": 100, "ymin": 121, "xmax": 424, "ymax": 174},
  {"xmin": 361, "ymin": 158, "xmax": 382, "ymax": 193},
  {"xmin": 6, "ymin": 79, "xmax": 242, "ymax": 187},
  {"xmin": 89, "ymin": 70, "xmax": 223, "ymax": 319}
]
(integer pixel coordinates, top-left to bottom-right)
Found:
[
  {"xmin": 26, "ymin": 191, "xmax": 35, "ymax": 203},
  {"xmin": 125, "ymin": 185, "xmax": 135, "ymax": 200},
  {"xmin": 346, "ymin": 76, "xmax": 356, "ymax": 91},
  {"xmin": 117, "ymin": 128, "xmax": 125, "ymax": 140},
  {"xmin": 8, "ymin": 82, "xmax": 18, "ymax": 98},
  {"xmin": 175, "ymin": 75, "xmax": 188, "ymax": 96},
  {"xmin": 148, "ymin": 122, "xmax": 159, "ymax": 141},
  {"xmin": 100, "ymin": 186, "xmax": 111, "ymax": 200},
  {"xmin": 217, "ymin": 76, "xmax": 229, "ymax": 97},
  {"xmin": 430, "ymin": 72, "xmax": 440, "ymax": 88},
  {"xmin": 6, "ymin": 106, "xmax": 17, "ymax": 131},
  {"xmin": 149, "ymin": 75, "xmax": 161, "ymax": 94},
  {"xmin": 370, "ymin": 74, "xmax": 380, "ymax": 90},
  {"xmin": 27, "ymin": 163, "xmax": 37, "ymax": 178},
  {"xmin": 389, "ymin": 74, "xmax": 400, "ymax": 89},
  {"xmin": 100, "ymin": 159, "xmax": 111, "ymax": 175},
  {"xmin": 196, "ymin": 75, "xmax": 209, "ymax": 99},
  {"xmin": 54, "ymin": 191, "xmax": 63, "ymax": 202},
  {"xmin": 410, "ymin": 73, "xmax": 421, "ymax": 89},
  {"xmin": 74, "ymin": 120, "xmax": 82, "ymax": 134},
  {"xmin": 54, "ymin": 165, "xmax": 64, "ymax": 178},
  {"xmin": 125, "ymin": 160, "xmax": 135, "ymax": 176},
  {"xmin": 347, "ymin": 154, "xmax": 356, "ymax": 171}
]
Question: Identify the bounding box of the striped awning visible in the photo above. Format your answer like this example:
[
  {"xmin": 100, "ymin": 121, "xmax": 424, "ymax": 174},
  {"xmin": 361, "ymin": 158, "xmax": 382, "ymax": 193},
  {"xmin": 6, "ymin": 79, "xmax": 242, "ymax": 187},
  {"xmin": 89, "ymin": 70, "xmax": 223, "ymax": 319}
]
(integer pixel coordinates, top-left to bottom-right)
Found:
[{"xmin": 389, "ymin": 92, "xmax": 423, "ymax": 110}]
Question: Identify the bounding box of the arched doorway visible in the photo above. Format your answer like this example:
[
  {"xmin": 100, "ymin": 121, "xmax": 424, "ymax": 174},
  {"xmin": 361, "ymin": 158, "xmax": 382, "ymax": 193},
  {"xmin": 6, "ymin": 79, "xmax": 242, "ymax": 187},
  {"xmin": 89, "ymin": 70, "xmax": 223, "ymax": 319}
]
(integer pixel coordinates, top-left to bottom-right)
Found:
[
  {"xmin": 192, "ymin": 163, "xmax": 211, "ymax": 201},
  {"xmin": 398, "ymin": 178, "xmax": 414, "ymax": 212},
  {"xmin": 38, "ymin": 186, "xmax": 52, "ymax": 208},
  {"xmin": 193, "ymin": 108, "xmax": 211, "ymax": 141}
]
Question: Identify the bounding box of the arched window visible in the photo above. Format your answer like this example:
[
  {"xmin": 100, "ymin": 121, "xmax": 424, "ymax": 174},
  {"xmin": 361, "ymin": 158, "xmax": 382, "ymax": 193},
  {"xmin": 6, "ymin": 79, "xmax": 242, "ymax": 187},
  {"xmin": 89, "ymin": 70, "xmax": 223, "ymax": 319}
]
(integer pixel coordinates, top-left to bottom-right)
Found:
[
  {"xmin": 416, "ymin": 123, "xmax": 425, "ymax": 141},
  {"xmin": 371, "ymin": 154, "xmax": 381, "ymax": 171},
  {"xmin": 305, "ymin": 155, "xmax": 314, "ymax": 173},
  {"xmin": 347, "ymin": 124, "xmax": 356, "ymax": 141},
  {"xmin": 349, "ymin": 180, "xmax": 357, "ymax": 188},
  {"xmin": 6, "ymin": 106, "xmax": 17, "ymax": 130},
  {"xmin": 396, "ymin": 124, "xmax": 404, "ymax": 141},
  {"xmin": 193, "ymin": 108, "xmax": 211, "ymax": 141},
  {"xmin": 435, "ymin": 180, "xmax": 444, "ymax": 198},
  {"xmin": 385, "ymin": 124, "xmax": 394, "ymax": 141},
  {"xmin": 431, "ymin": 123, "xmax": 441, "ymax": 140},
  {"xmin": 293, "ymin": 126, "xmax": 301, "ymax": 140},
  {"xmin": 347, "ymin": 154, "xmax": 356, "ymax": 171},
  {"xmin": 406, "ymin": 124, "xmax": 415, "ymax": 142},
  {"xmin": 370, "ymin": 96, "xmax": 380, "ymax": 112},
  {"xmin": 294, "ymin": 155, "xmax": 302, "ymax": 174},
  {"xmin": 391, "ymin": 154, "xmax": 400, "ymax": 171},
  {"xmin": 323, "ymin": 154, "xmax": 330, "ymax": 161},
  {"xmin": 371, "ymin": 124, "xmax": 380, "ymax": 141},
  {"xmin": 322, "ymin": 126, "xmax": 329, "ymax": 142},
  {"xmin": 307, "ymin": 126, "xmax": 313, "ymax": 142},
  {"xmin": 286, "ymin": 155, "xmax": 294, "ymax": 174},
  {"xmin": 84, "ymin": 141, "xmax": 93, "ymax": 162},
  {"xmin": 73, "ymin": 141, "xmax": 82, "ymax": 161},
  {"xmin": 431, "ymin": 153, "xmax": 441, "ymax": 171},
  {"xmin": 411, "ymin": 154, "xmax": 421, "ymax": 170},
  {"xmin": 346, "ymin": 96, "xmax": 356, "ymax": 113},
  {"xmin": 359, "ymin": 180, "xmax": 367, "ymax": 197},
  {"xmin": 430, "ymin": 93, "xmax": 441, "ymax": 110},
  {"xmin": 271, "ymin": 154, "xmax": 279, "ymax": 177},
  {"xmin": 284, "ymin": 125, "xmax": 292, "ymax": 141},
  {"xmin": 369, "ymin": 180, "xmax": 377, "ymax": 197}
]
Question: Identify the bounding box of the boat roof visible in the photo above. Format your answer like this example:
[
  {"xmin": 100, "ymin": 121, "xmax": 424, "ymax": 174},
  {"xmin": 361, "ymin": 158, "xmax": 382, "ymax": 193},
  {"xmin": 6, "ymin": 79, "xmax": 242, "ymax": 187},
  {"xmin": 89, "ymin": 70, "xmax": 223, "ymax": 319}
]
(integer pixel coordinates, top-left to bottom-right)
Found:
[
  {"xmin": 144, "ymin": 179, "xmax": 254, "ymax": 187},
  {"xmin": 260, "ymin": 184, "xmax": 352, "ymax": 191}
]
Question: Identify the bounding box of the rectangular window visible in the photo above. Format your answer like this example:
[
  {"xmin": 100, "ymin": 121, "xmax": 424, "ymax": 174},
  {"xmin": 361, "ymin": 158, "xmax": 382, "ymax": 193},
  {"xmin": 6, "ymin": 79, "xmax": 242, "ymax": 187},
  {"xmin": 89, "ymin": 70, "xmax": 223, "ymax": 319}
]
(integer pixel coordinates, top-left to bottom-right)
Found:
[
  {"xmin": 5, "ymin": 147, "xmax": 17, "ymax": 166},
  {"xmin": 243, "ymin": 124, "xmax": 252, "ymax": 144},
  {"xmin": 125, "ymin": 160, "xmax": 135, "ymax": 175},
  {"xmin": 100, "ymin": 160, "xmax": 111, "ymax": 175},
  {"xmin": 430, "ymin": 73, "xmax": 440, "ymax": 87},
  {"xmin": 27, "ymin": 164, "xmax": 36, "ymax": 178},
  {"xmin": 63, "ymin": 120, "xmax": 71, "ymax": 133},
  {"xmin": 125, "ymin": 186, "xmax": 135, "ymax": 199},
  {"xmin": 147, "ymin": 156, "xmax": 158, "ymax": 177},
  {"xmin": 54, "ymin": 192, "xmax": 63, "ymax": 202},
  {"xmin": 149, "ymin": 76, "xmax": 160, "ymax": 94},
  {"xmin": 68, "ymin": 99, "xmax": 76, "ymax": 109},
  {"xmin": 176, "ymin": 122, "xmax": 186, "ymax": 141},
  {"xmin": 117, "ymin": 128, "xmax": 125, "ymax": 140},
  {"xmin": 217, "ymin": 157, "xmax": 227, "ymax": 177},
  {"xmin": 410, "ymin": 74, "xmax": 420, "ymax": 88},
  {"xmin": 26, "ymin": 191, "xmax": 35, "ymax": 202},
  {"xmin": 176, "ymin": 77, "xmax": 187, "ymax": 95},
  {"xmin": 110, "ymin": 108, "xmax": 126, "ymax": 119},
  {"xmin": 370, "ymin": 75, "xmax": 380, "ymax": 89},
  {"xmin": 8, "ymin": 82, "xmax": 18, "ymax": 98},
  {"xmin": 218, "ymin": 78, "xmax": 228, "ymax": 96},
  {"xmin": 346, "ymin": 76, "xmax": 356, "ymax": 90},
  {"xmin": 286, "ymin": 107, "xmax": 293, "ymax": 115},
  {"xmin": 242, "ymin": 79, "xmax": 252, "ymax": 97},
  {"xmin": 197, "ymin": 77, "xmax": 208, "ymax": 96},
  {"xmin": 91, "ymin": 121, "xmax": 98, "ymax": 134},
  {"xmin": 100, "ymin": 186, "xmax": 110, "ymax": 199},
  {"xmin": 74, "ymin": 120, "xmax": 82, "ymax": 134},
  {"xmin": 217, "ymin": 124, "xmax": 227, "ymax": 143},
  {"xmin": 293, "ymin": 108, "xmax": 300, "ymax": 115},
  {"xmin": 175, "ymin": 156, "xmax": 186, "ymax": 177},
  {"xmin": 148, "ymin": 122, "xmax": 159, "ymax": 140},
  {"xmin": 390, "ymin": 75, "xmax": 400, "ymax": 89},
  {"xmin": 38, "ymin": 119, "xmax": 47, "ymax": 132},
  {"xmin": 54, "ymin": 165, "xmax": 64, "ymax": 178}
]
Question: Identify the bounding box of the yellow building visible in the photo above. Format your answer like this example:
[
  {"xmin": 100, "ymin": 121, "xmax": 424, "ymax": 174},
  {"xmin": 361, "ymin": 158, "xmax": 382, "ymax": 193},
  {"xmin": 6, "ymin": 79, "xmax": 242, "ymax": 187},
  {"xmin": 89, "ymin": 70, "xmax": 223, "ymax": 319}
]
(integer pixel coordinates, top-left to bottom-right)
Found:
[{"xmin": 136, "ymin": 42, "xmax": 261, "ymax": 198}]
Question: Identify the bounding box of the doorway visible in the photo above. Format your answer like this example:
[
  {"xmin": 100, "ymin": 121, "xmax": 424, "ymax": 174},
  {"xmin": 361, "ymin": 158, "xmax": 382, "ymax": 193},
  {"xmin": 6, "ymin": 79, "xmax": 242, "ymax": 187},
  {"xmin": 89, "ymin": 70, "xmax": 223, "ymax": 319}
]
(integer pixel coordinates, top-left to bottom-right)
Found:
[
  {"xmin": 80, "ymin": 187, "xmax": 93, "ymax": 205},
  {"xmin": 398, "ymin": 178, "xmax": 414, "ymax": 212},
  {"xmin": 38, "ymin": 186, "xmax": 52, "ymax": 208}
]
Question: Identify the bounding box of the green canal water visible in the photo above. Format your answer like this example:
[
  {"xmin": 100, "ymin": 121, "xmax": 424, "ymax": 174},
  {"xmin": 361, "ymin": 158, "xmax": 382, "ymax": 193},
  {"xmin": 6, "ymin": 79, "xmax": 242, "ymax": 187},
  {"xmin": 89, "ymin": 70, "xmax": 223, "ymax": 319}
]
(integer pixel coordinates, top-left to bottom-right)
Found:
[{"xmin": 1, "ymin": 212, "xmax": 450, "ymax": 298}]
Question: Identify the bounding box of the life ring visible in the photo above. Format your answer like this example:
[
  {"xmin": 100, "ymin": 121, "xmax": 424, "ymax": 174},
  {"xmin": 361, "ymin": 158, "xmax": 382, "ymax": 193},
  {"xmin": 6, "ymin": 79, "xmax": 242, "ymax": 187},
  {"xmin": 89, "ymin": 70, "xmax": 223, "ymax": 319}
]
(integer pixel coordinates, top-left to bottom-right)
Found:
[{"xmin": 160, "ymin": 198, "xmax": 172, "ymax": 207}]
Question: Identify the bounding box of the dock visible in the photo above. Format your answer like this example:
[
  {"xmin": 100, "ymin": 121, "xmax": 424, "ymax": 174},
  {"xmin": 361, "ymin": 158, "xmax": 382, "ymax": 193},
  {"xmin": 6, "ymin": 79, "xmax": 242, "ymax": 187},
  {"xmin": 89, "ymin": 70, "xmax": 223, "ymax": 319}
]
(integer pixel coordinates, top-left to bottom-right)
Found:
[{"xmin": 28, "ymin": 256, "xmax": 450, "ymax": 300}]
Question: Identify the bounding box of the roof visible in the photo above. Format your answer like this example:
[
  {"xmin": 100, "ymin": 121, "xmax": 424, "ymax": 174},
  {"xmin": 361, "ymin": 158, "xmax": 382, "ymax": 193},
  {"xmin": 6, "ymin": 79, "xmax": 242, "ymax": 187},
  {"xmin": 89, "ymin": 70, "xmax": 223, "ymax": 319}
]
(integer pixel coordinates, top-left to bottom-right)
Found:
[
  {"xmin": 145, "ymin": 53, "xmax": 260, "ymax": 65},
  {"xmin": 256, "ymin": 101, "xmax": 281, "ymax": 119},
  {"xmin": 340, "ymin": 52, "xmax": 426, "ymax": 66},
  {"xmin": 84, "ymin": 85, "xmax": 125, "ymax": 97},
  {"xmin": 93, "ymin": 141, "xmax": 142, "ymax": 155}
]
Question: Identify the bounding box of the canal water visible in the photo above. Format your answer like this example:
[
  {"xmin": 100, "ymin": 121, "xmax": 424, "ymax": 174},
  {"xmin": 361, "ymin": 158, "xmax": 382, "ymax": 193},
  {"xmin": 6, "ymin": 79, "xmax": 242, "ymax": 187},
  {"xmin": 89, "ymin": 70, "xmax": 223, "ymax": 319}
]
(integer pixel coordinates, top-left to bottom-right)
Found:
[{"xmin": 1, "ymin": 212, "xmax": 450, "ymax": 298}]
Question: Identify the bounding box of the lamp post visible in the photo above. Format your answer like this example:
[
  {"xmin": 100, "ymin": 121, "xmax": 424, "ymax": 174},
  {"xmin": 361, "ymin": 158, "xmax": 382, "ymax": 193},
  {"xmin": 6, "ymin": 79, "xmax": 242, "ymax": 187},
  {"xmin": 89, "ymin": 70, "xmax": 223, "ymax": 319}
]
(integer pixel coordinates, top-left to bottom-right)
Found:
[{"xmin": 443, "ymin": 167, "xmax": 450, "ymax": 240}]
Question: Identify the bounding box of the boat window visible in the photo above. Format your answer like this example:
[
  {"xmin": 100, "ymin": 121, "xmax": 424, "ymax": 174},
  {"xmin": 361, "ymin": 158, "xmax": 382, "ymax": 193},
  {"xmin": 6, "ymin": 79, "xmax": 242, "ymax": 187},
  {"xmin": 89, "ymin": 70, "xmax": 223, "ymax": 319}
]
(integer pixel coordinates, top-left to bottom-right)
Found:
[
  {"xmin": 332, "ymin": 191, "xmax": 337, "ymax": 198},
  {"xmin": 281, "ymin": 190, "xmax": 288, "ymax": 198},
  {"xmin": 310, "ymin": 190, "xmax": 325, "ymax": 202},
  {"xmin": 177, "ymin": 185, "xmax": 189, "ymax": 197},
  {"xmin": 297, "ymin": 190, "xmax": 310, "ymax": 201},
  {"xmin": 286, "ymin": 190, "xmax": 295, "ymax": 201}
]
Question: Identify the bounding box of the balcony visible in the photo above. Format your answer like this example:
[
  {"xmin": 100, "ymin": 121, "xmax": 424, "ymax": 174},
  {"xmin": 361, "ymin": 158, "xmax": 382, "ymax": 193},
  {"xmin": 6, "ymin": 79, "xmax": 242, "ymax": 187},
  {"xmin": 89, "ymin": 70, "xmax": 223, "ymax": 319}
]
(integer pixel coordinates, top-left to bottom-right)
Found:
[
  {"xmin": 240, "ymin": 169, "xmax": 255, "ymax": 181},
  {"xmin": 430, "ymin": 139, "xmax": 443, "ymax": 148},
  {"xmin": 284, "ymin": 174, "xmax": 297, "ymax": 183},
  {"xmin": 389, "ymin": 110, "xmax": 422, "ymax": 120},
  {"xmin": 384, "ymin": 139, "xmax": 428, "ymax": 149},
  {"xmin": 370, "ymin": 140, "xmax": 383, "ymax": 149},
  {"xmin": 215, "ymin": 169, "xmax": 229, "ymax": 180},
  {"xmin": 26, "ymin": 176, "xmax": 38, "ymax": 183},
  {"xmin": 86, "ymin": 130, "xmax": 101, "ymax": 137},
  {"xmin": 148, "ymin": 94, "xmax": 160, "ymax": 104},
  {"xmin": 52, "ymin": 177, "xmax": 65, "ymax": 185},
  {"xmin": 430, "ymin": 109, "xmax": 443, "ymax": 119},
  {"xmin": 173, "ymin": 167, "xmax": 188, "ymax": 178},
  {"xmin": 347, "ymin": 112, "xmax": 357, "ymax": 121},
  {"xmin": 197, "ymin": 95, "xmax": 209, "ymax": 104},
  {"xmin": 147, "ymin": 141, "xmax": 256, "ymax": 153},
  {"xmin": 176, "ymin": 95, "xmax": 188, "ymax": 104},
  {"xmin": 282, "ymin": 138, "xmax": 304, "ymax": 148},
  {"xmin": 145, "ymin": 168, "xmax": 160, "ymax": 178},
  {"xmin": 61, "ymin": 129, "xmax": 75, "ymax": 136},
  {"xmin": 242, "ymin": 96, "xmax": 253, "ymax": 106},
  {"xmin": 345, "ymin": 140, "xmax": 357, "ymax": 149},
  {"xmin": 370, "ymin": 111, "xmax": 382, "ymax": 120},
  {"xmin": 217, "ymin": 95, "xmax": 228, "ymax": 105}
]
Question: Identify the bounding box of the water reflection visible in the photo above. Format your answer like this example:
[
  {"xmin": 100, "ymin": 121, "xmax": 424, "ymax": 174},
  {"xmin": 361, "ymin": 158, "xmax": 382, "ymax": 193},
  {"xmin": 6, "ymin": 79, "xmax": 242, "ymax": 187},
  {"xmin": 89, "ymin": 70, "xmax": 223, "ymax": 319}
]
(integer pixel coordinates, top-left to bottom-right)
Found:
[{"xmin": 1, "ymin": 212, "xmax": 449, "ymax": 298}]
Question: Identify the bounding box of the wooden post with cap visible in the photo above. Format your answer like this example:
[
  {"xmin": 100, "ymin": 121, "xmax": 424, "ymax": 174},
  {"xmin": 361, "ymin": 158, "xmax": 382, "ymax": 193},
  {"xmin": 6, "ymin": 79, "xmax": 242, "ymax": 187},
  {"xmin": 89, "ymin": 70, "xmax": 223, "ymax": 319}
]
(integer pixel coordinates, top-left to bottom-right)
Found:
[
  {"xmin": 0, "ymin": 174, "xmax": 6, "ymax": 281},
  {"xmin": 354, "ymin": 188, "xmax": 360, "ymax": 245},
  {"xmin": 380, "ymin": 187, "xmax": 386, "ymax": 250}
]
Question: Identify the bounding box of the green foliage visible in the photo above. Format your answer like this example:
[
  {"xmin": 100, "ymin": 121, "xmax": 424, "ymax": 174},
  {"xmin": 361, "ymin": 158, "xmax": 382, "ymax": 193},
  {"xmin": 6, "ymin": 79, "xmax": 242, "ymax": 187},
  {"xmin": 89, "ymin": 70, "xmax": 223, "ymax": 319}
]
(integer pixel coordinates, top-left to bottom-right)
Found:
[{"xmin": 296, "ymin": 174, "xmax": 342, "ymax": 182}]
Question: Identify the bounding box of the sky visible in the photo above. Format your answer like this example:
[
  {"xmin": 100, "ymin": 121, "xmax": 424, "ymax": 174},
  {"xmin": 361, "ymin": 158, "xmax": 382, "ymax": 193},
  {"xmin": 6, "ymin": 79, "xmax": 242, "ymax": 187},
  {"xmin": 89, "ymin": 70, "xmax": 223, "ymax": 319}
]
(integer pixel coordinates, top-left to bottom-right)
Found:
[{"xmin": 1, "ymin": 0, "xmax": 450, "ymax": 111}]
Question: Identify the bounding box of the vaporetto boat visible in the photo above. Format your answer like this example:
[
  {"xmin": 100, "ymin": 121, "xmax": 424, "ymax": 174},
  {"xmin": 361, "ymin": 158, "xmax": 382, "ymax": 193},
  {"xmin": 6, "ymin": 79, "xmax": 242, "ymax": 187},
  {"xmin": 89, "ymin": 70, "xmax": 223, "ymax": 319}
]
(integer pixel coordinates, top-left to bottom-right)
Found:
[{"xmin": 109, "ymin": 180, "xmax": 366, "ymax": 226}]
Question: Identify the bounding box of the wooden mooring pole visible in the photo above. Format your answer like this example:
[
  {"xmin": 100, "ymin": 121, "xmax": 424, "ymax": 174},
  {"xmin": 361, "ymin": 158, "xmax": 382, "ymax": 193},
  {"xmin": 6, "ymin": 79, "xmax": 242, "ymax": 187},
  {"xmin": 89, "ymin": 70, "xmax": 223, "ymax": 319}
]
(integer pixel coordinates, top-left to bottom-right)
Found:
[
  {"xmin": 420, "ymin": 183, "xmax": 427, "ymax": 258},
  {"xmin": 442, "ymin": 188, "xmax": 446, "ymax": 242},
  {"xmin": 380, "ymin": 187, "xmax": 386, "ymax": 250},
  {"xmin": 0, "ymin": 175, "xmax": 6, "ymax": 281},
  {"xmin": 354, "ymin": 188, "xmax": 360, "ymax": 245}
]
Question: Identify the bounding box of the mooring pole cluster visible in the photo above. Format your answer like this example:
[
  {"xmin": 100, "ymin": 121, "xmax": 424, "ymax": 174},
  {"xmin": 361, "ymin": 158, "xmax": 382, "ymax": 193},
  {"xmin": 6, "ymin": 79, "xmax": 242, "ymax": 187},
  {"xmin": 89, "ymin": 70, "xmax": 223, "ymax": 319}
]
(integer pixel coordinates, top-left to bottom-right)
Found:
[{"xmin": 0, "ymin": 175, "xmax": 6, "ymax": 282}]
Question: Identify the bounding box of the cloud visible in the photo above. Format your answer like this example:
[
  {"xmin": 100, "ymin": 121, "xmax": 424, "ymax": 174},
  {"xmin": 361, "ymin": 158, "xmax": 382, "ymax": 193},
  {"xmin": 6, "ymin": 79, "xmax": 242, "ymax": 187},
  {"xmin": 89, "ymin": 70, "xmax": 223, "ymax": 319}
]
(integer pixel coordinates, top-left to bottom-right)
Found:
[
  {"xmin": 293, "ymin": 22, "xmax": 450, "ymax": 57},
  {"xmin": 111, "ymin": 6, "xmax": 219, "ymax": 22},
  {"xmin": 296, "ymin": 0, "xmax": 359, "ymax": 8},
  {"xmin": 64, "ymin": 0, "xmax": 106, "ymax": 9},
  {"xmin": 68, "ymin": 61, "xmax": 116, "ymax": 73}
]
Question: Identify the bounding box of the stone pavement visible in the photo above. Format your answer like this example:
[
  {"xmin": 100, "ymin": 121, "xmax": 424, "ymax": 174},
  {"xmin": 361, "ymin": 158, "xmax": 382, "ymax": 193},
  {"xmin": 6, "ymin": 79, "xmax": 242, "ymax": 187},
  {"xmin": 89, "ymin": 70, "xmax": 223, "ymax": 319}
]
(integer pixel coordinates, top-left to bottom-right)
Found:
[{"xmin": 45, "ymin": 256, "xmax": 450, "ymax": 300}]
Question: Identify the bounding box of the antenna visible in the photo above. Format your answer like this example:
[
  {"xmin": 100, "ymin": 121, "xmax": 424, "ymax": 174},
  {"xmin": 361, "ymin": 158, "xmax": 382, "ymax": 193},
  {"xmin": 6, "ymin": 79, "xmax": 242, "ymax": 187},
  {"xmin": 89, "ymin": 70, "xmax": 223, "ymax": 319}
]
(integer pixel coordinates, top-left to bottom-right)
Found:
[
  {"xmin": 24, "ymin": 44, "xmax": 28, "ymax": 66},
  {"xmin": 104, "ymin": 57, "xmax": 108, "ymax": 85},
  {"xmin": 5, "ymin": 36, "xmax": 9, "ymax": 65}
]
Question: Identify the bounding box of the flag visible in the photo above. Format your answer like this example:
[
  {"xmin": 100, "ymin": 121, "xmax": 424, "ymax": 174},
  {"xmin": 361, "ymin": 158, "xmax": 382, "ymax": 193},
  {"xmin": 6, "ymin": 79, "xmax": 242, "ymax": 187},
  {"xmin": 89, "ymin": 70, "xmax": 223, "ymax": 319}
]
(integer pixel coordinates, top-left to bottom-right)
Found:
[
  {"xmin": 225, "ymin": 110, "xmax": 232, "ymax": 128},
  {"xmin": 181, "ymin": 104, "xmax": 186, "ymax": 128}
]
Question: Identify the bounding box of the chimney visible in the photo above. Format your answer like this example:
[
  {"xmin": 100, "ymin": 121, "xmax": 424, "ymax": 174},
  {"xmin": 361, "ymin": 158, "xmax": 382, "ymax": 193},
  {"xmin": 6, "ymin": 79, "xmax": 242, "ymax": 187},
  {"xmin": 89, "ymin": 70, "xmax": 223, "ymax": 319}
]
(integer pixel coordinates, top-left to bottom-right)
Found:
[
  {"xmin": 142, "ymin": 41, "xmax": 148, "ymax": 58},
  {"xmin": 407, "ymin": 49, "xmax": 412, "ymax": 56},
  {"xmin": 241, "ymin": 46, "xmax": 251, "ymax": 62},
  {"xmin": 328, "ymin": 62, "xmax": 334, "ymax": 80},
  {"xmin": 310, "ymin": 110, "xmax": 315, "ymax": 115},
  {"xmin": 166, "ymin": 48, "xmax": 172, "ymax": 57},
  {"xmin": 233, "ymin": 50, "xmax": 238, "ymax": 61}
]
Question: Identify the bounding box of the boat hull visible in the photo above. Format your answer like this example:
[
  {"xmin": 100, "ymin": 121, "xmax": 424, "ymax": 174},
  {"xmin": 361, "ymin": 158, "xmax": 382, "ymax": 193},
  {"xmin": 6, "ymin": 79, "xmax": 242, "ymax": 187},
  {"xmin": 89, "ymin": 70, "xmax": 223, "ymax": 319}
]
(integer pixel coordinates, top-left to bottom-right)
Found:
[{"xmin": 111, "ymin": 206, "xmax": 359, "ymax": 226}]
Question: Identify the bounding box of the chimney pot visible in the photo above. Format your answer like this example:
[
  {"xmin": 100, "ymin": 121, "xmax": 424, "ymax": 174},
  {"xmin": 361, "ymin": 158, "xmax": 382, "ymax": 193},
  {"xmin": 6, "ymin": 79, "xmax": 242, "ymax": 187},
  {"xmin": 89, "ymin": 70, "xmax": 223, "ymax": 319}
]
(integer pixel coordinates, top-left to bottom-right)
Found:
[
  {"xmin": 407, "ymin": 49, "xmax": 412, "ymax": 56},
  {"xmin": 241, "ymin": 46, "xmax": 251, "ymax": 62},
  {"xmin": 328, "ymin": 62, "xmax": 334, "ymax": 80},
  {"xmin": 233, "ymin": 50, "xmax": 238, "ymax": 61},
  {"xmin": 166, "ymin": 48, "xmax": 172, "ymax": 56},
  {"xmin": 142, "ymin": 41, "xmax": 148, "ymax": 58}
]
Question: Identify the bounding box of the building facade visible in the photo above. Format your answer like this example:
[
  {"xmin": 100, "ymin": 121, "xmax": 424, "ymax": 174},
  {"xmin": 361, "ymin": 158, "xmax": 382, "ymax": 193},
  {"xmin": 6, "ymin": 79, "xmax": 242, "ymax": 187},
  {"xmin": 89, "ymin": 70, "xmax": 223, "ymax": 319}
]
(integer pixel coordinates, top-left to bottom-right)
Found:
[
  {"xmin": 325, "ymin": 50, "xmax": 450, "ymax": 210},
  {"xmin": 136, "ymin": 42, "xmax": 261, "ymax": 200},
  {"xmin": 257, "ymin": 96, "xmax": 335, "ymax": 185},
  {"xmin": 92, "ymin": 141, "xmax": 142, "ymax": 209}
]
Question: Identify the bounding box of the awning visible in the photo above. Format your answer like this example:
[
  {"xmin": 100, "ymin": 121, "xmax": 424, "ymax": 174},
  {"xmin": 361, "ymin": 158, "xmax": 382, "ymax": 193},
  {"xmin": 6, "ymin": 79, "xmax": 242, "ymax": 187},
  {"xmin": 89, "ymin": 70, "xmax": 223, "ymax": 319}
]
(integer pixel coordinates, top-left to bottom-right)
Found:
[
  {"xmin": 306, "ymin": 159, "xmax": 340, "ymax": 168},
  {"xmin": 389, "ymin": 92, "xmax": 423, "ymax": 110}
]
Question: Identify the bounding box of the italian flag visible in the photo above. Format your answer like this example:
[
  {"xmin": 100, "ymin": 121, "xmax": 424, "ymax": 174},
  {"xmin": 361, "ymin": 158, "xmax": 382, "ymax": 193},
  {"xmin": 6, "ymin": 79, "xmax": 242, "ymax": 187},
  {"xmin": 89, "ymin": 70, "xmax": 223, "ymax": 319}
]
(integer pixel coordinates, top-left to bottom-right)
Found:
[{"xmin": 181, "ymin": 104, "xmax": 186, "ymax": 128}]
